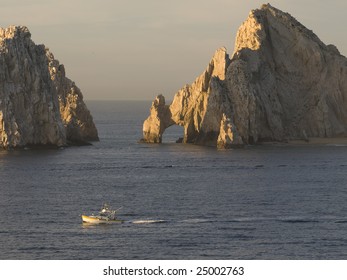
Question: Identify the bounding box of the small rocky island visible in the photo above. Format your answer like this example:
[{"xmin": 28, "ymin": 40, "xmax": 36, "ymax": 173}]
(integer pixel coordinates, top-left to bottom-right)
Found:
[
  {"xmin": 0, "ymin": 26, "xmax": 98, "ymax": 149},
  {"xmin": 142, "ymin": 4, "xmax": 347, "ymax": 148}
]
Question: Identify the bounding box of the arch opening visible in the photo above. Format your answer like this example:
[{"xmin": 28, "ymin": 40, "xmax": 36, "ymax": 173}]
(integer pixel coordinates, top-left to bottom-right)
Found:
[{"xmin": 162, "ymin": 124, "xmax": 184, "ymax": 143}]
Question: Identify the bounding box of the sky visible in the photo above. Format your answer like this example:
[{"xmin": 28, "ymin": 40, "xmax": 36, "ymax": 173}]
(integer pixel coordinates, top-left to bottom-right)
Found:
[{"xmin": 1, "ymin": 0, "xmax": 347, "ymax": 100}]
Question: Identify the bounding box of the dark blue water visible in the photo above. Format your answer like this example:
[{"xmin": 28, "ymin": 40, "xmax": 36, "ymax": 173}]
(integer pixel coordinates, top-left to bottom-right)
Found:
[{"xmin": 1, "ymin": 101, "xmax": 347, "ymax": 259}]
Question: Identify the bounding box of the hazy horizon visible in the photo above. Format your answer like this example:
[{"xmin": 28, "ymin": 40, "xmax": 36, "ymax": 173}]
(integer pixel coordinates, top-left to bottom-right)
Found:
[{"xmin": 1, "ymin": 0, "xmax": 346, "ymax": 101}]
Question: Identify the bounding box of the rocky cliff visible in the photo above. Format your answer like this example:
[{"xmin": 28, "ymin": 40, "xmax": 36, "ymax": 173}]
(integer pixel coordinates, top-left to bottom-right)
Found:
[
  {"xmin": 142, "ymin": 4, "xmax": 347, "ymax": 147},
  {"xmin": 0, "ymin": 26, "xmax": 98, "ymax": 149}
]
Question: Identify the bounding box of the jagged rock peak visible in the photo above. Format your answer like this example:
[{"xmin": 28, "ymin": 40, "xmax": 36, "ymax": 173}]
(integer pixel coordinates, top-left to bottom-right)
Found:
[
  {"xmin": 0, "ymin": 25, "xmax": 98, "ymax": 149},
  {"xmin": 191, "ymin": 47, "xmax": 230, "ymax": 93},
  {"xmin": 0, "ymin": 25, "xmax": 31, "ymax": 39},
  {"xmin": 234, "ymin": 3, "xmax": 340, "ymax": 56},
  {"xmin": 208, "ymin": 46, "xmax": 229, "ymax": 80},
  {"xmin": 142, "ymin": 4, "xmax": 347, "ymax": 148}
]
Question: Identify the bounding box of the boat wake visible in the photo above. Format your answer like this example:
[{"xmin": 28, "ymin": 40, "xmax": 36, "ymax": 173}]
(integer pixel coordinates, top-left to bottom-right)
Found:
[
  {"xmin": 131, "ymin": 219, "xmax": 167, "ymax": 224},
  {"xmin": 180, "ymin": 218, "xmax": 211, "ymax": 223}
]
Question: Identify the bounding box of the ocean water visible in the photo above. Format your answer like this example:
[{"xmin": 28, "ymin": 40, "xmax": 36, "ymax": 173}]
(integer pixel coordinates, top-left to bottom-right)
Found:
[{"xmin": 1, "ymin": 100, "xmax": 347, "ymax": 259}]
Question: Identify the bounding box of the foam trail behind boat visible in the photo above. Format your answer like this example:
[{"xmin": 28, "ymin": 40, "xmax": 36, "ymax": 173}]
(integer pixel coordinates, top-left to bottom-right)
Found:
[{"xmin": 132, "ymin": 219, "xmax": 166, "ymax": 224}]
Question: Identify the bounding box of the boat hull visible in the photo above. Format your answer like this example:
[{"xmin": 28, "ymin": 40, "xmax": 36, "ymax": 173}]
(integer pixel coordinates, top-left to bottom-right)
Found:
[{"xmin": 81, "ymin": 215, "xmax": 123, "ymax": 224}]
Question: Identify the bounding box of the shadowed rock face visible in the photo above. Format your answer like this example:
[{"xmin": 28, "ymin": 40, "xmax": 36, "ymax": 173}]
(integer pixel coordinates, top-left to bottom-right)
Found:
[
  {"xmin": 0, "ymin": 26, "xmax": 98, "ymax": 149},
  {"xmin": 142, "ymin": 4, "xmax": 347, "ymax": 148}
]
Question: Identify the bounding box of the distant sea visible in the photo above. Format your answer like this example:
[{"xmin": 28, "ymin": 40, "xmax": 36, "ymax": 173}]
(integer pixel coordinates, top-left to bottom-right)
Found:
[{"xmin": 1, "ymin": 100, "xmax": 347, "ymax": 259}]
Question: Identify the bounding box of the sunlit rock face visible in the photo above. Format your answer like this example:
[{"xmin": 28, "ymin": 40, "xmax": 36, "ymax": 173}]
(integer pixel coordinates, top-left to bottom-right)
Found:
[
  {"xmin": 142, "ymin": 94, "xmax": 173, "ymax": 143},
  {"xmin": 47, "ymin": 52, "xmax": 99, "ymax": 144},
  {"xmin": 142, "ymin": 47, "xmax": 232, "ymax": 146},
  {"xmin": 142, "ymin": 4, "xmax": 347, "ymax": 148},
  {"xmin": 0, "ymin": 26, "xmax": 98, "ymax": 149}
]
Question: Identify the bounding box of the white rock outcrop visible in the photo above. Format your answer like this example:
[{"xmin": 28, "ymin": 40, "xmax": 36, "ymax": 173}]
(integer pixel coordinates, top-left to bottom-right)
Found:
[
  {"xmin": 142, "ymin": 4, "xmax": 347, "ymax": 147},
  {"xmin": 0, "ymin": 26, "xmax": 98, "ymax": 148}
]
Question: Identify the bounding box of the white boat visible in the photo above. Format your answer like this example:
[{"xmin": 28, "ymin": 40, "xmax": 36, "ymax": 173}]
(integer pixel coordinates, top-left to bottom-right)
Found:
[{"xmin": 81, "ymin": 204, "xmax": 123, "ymax": 224}]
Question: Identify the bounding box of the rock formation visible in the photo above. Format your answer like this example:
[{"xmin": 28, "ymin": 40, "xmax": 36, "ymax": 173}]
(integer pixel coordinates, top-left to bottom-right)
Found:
[
  {"xmin": 47, "ymin": 51, "xmax": 99, "ymax": 144},
  {"xmin": 142, "ymin": 4, "xmax": 347, "ymax": 148},
  {"xmin": 0, "ymin": 26, "xmax": 98, "ymax": 149}
]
